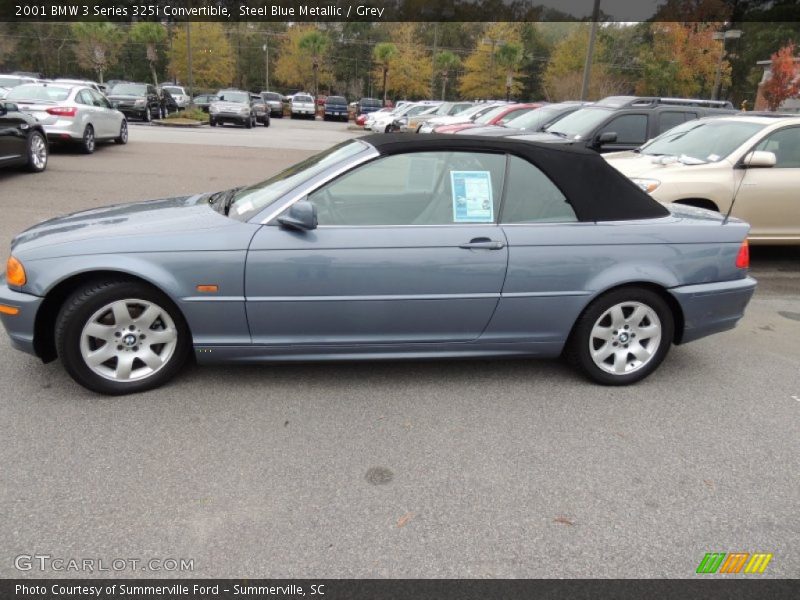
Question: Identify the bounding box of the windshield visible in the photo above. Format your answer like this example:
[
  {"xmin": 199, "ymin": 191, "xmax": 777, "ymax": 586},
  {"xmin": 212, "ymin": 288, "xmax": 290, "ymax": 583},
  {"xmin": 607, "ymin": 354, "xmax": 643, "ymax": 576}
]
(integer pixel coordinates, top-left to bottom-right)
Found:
[
  {"xmin": 226, "ymin": 140, "xmax": 370, "ymax": 222},
  {"xmin": 110, "ymin": 83, "xmax": 147, "ymax": 96},
  {"xmin": 163, "ymin": 86, "xmax": 184, "ymax": 95},
  {"xmin": 326, "ymin": 96, "xmax": 346, "ymax": 104},
  {"xmin": 218, "ymin": 91, "xmax": 249, "ymax": 103},
  {"xmin": 0, "ymin": 76, "xmax": 28, "ymax": 87},
  {"xmin": 506, "ymin": 106, "xmax": 570, "ymax": 131},
  {"xmin": 263, "ymin": 92, "xmax": 282, "ymax": 101},
  {"xmin": 7, "ymin": 84, "xmax": 70, "ymax": 102},
  {"xmin": 640, "ymin": 119, "xmax": 767, "ymax": 162},
  {"xmin": 544, "ymin": 107, "xmax": 613, "ymax": 139},
  {"xmin": 473, "ymin": 105, "xmax": 512, "ymax": 125},
  {"xmin": 361, "ymin": 98, "xmax": 381, "ymax": 106},
  {"xmin": 294, "ymin": 95, "xmax": 313, "ymax": 103}
]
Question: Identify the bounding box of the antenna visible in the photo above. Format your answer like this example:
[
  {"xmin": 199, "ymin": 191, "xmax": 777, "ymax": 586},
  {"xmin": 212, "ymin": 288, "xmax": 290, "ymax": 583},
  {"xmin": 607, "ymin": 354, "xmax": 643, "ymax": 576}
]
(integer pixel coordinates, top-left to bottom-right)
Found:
[{"xmin": 723, "ymin": 152, "xmax": 754, "ymax": 225}]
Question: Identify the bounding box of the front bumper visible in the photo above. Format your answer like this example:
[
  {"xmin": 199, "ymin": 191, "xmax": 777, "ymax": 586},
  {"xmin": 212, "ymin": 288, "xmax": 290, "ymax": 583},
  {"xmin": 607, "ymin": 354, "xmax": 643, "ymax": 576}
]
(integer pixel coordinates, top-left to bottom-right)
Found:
[
  {"xmin": 210, "ymin": 112, "xmax": 250, "ymax": 125},
  {"xmin": 669, "ymin": 276, "xmax": 757, "ymax": 344},
  {"xmin": 0, "ymin": 278, "xmax": 43, "ymax": 357}
]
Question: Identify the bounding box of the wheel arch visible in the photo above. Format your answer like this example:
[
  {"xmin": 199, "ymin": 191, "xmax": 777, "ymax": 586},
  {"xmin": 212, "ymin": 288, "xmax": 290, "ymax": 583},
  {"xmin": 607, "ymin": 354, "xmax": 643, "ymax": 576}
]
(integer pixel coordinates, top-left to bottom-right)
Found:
[
  {"xmin": 564, "ymin": 281, "xmax": 686, "ymax": 353},
  {"xmin": 33, "ymin": 270, "xmax": 188, "ymax": 363}
]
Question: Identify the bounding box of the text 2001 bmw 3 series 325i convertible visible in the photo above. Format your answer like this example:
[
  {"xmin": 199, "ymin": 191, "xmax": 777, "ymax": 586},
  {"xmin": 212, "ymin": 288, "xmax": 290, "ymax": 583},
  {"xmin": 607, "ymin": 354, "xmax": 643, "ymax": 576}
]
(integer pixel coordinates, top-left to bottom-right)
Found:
[{"xmin": 0, "ymin": 135, "xmax": 756, "ymax": 395}]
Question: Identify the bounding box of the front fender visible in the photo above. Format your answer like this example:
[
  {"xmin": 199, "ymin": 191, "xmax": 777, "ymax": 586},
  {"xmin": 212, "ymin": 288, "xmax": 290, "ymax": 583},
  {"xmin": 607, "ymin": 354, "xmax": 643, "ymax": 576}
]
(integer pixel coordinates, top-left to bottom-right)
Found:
[{"xmin": 22, "ymin": 252, "xmax": 251, "ymax": 346}]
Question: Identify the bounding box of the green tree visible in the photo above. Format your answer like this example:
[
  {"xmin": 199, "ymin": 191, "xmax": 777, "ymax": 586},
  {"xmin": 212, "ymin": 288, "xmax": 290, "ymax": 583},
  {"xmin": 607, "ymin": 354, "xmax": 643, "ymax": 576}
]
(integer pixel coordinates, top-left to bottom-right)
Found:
[
  {"xmin": 459, "ymin": 23, "xmax": 524, "ymax": 99},
  {"xmin": 373, "ymin": 42, "xmax": 398, "ymax": 104},
  {"xmin": 274, "ymin": 24, "xmax": 334, "ymax": 93},
  {"xmin": 71, "ymin": 22, "xmax": 125, "ymax": 84},
  {"xmin": 129, "ymin": 22, "xmax": 166, "ymax": 87},
  {"xmin": 434, "ymin": 50, "xmax": 461, "ymax": 100},
  {"xmin": 169, "ymin": 23, "xmax": 235, "ymax": 90},
  {"xmin": 298, "ymin": 30, "xmax": 330, "ymax": 98},
  {"xmin": 495, "ymin": 42, "xmax": 523, "ymax": 101}
]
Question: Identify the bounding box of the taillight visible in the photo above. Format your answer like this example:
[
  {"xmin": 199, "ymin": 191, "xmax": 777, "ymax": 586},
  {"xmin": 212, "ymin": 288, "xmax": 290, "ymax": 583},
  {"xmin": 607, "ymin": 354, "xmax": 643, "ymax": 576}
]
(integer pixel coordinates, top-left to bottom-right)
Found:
[
  {"xmin": 735, "ymin": 239, "xmax": 750, "ymax": 269},
  {"xmin": 46, "ymin": 106, "xmax": 77, "ymax": 117}
]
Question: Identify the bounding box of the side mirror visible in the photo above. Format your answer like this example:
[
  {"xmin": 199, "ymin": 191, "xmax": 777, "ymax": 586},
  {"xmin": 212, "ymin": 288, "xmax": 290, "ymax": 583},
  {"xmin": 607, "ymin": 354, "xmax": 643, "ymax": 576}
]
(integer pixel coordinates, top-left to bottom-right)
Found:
[
  {"xmin": 595, "ymin": 131, "xmax": 617, "ymax": 146},
  {"xmin": 278, "ymin": 200, "xmax": 318, "ymax": 231},
  {"xmin": 741, "ymin": 150, "xmax": 776, "ymax": 168}
]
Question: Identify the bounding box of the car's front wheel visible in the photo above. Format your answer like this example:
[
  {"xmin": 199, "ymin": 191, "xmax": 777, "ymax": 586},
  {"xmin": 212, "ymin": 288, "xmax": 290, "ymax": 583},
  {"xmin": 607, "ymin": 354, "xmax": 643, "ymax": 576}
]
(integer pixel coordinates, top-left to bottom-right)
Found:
[
  {"xmin": 55, "ymin": 280, "xmax": 190, "ymax": 395},
  {"xmin": 26, "ymin": 130, "xmax": 48, "ymax": 172},
  {"xmin": 567, "ymin": 287, "xmax": 674, "ymax": 385},
  {"xmin": 143, "ymin": 106, "xmax": 152, "ymax": 122}
]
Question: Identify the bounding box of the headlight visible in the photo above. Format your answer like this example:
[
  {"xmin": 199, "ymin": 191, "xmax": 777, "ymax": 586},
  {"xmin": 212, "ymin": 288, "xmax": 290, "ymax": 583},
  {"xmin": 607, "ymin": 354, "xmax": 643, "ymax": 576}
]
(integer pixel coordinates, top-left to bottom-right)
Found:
[
  {"xmin": 630, "ymin": 178, "xmax": 661, "ymax": 194},
  {"xmin": 134, "ymin": 99, "xmax": 146, "ymax": 107},
  {"xmin": 239, "ymin": 107, "xmax": 249, "ymax": 114},
  {"xmin": 209, "ymin": 105, "xmax": 219, "ymax": 113},
  {"xmin": 6, "ymin": 256, "xmax": 26, "ymax": 287}
]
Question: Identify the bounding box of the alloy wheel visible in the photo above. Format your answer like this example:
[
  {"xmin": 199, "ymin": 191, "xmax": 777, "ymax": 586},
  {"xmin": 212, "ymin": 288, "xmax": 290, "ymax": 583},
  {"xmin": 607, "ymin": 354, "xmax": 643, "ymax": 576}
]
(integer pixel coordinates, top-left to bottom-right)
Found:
[
  {"xmin": 79, "ymin": 298, "xmax": 178, "ymax": 382},
  {"xmin": 588, "ymin": 301, "xmax": 662, "ymax": 375},
  {"xmin": 29, "ymin": 133, "xmax": 47, "ymax": 170}
]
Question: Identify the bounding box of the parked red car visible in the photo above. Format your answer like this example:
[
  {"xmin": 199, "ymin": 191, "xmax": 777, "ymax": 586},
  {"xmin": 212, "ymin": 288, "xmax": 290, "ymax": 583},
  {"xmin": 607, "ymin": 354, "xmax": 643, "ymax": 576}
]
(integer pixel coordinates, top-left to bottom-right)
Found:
[{"xmin": 434, "ymin": 103, "xmax": 544, "ymax": 134}]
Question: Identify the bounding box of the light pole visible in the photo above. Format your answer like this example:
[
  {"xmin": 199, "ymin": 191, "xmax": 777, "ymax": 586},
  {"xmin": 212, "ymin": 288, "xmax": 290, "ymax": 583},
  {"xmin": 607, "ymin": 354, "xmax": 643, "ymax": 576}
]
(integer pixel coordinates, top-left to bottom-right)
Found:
[
  {"xmin": 262, "ymin": 39, "xmax": 270, "ymax": 91},
  {"xmin": 580, "ymin": 0, "xmax": 602, "ymax": 101},
  {"xmin": 712, "ymin": 29, "xmax": 742, "ymax": 100},
  {"xmin": 186, "ymin": 21, "xmax": 194, "ymax": 99}
]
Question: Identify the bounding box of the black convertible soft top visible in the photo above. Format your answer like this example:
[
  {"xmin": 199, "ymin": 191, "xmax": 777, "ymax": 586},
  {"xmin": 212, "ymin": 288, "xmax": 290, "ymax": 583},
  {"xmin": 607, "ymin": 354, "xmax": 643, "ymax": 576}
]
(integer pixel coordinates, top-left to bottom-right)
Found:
[{"xmin": 361, "ymin": 133, "xmax": 669, "ymax": 222}]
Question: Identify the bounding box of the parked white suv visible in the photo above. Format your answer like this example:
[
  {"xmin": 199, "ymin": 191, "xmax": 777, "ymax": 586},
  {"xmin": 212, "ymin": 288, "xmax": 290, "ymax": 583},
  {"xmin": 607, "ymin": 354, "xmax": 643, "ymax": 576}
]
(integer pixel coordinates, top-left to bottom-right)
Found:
[
  {"xmin": 605, "ymin": 114, "xmax": 800, "ymax": 244},
  {"xmin": 290, "ymin": 94, "xmax": 315, "ymax": 119}
]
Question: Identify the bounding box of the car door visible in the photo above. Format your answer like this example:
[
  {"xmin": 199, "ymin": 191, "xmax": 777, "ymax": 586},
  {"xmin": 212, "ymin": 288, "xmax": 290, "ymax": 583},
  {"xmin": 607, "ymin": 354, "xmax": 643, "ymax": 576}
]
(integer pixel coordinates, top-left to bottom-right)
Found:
[
  {"xmin": 244, "ymin": 150, "xmax": 509, "ymax": 345},
  {"xmin": 89, "ymin": 89, "xmax": 116, "ymax": 137},
  {"xmin": 732, "ymin": 126, "xmax": 800, "ymax": 240},
  {"xmin": 593, "ymin": 113, "xmax": 649, "ymax": 152},
  {"xmin": 0, "ymin": 105, "xmax": 27, "ymax": 165}
]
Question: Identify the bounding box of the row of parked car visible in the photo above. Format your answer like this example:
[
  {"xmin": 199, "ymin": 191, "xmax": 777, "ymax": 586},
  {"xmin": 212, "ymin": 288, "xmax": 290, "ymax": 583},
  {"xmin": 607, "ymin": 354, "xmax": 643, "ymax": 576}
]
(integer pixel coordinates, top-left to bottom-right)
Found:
[{"xmin": 355, "ymin": 95, "xmax": 799, "ymax": 243}]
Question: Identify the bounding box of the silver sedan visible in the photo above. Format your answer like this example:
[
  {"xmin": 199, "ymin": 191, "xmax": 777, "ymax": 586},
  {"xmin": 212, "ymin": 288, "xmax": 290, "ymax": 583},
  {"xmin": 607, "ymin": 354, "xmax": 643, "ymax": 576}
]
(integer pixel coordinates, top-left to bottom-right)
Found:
[{"xmin": 5, "ymin": 83, "xmax": 128, "ymax": 154}]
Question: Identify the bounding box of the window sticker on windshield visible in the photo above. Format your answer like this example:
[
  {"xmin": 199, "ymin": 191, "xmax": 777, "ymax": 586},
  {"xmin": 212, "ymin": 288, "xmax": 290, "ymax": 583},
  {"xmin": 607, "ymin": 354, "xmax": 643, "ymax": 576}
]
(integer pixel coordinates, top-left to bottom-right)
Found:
[
  {"xmin": 707, "ymin": 154, "xmax": 720, "ymax": 162},
  {"xmin": 451, "ymin": 171, "xmax": 494, "ymax": 223}
]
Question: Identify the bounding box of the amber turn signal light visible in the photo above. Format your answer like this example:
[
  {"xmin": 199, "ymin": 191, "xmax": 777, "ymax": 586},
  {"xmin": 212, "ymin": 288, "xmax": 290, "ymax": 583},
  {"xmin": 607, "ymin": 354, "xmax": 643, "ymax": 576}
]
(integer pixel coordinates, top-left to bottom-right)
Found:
[
  {"xmin": 735, "ymin": 239, "xmax": 749, "ymax": 269},
  {"xmin": 0, "ymin": 304, "xmax": 20, "ymax": 316},
  {"xmin": 6, "ymin": 256, "xmax": 26, "ymax": 286},
  {"xmin": 196, "ymin": 284, "xmax": 219, "ymax": 293}
]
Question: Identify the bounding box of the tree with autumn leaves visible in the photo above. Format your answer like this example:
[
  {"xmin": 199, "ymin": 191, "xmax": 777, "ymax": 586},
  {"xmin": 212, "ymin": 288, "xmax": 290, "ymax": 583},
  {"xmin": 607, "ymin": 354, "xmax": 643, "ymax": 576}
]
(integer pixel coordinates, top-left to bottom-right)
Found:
[
  {"xmin": 459, "ymin": 23, "xmax": 525, "ymax": 100},
  {"xmin": 762, "ymin": 42, "xmax": 800, "ymax": 111},
  {"xmin": 372, "ymin": 24, "xmax": 432, "ymax": 100},
  {"xmin": 273, "ymin": 25, "xmax": 334, "ymax": 94}
]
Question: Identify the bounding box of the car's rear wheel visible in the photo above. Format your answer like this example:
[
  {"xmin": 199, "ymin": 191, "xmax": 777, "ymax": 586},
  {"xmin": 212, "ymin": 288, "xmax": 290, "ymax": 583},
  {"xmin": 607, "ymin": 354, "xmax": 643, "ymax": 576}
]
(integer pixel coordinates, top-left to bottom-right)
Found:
[
  {"xmin": 114, "ymin": 120, "xmax": 128, "ymax": 145},
  {"xmin": 567, "ymin": 287, "xmax": 673, "ymax": 385},
  {"xmin": 26, "ymin": 130, "xmax": 48, "ymax": 172},
  {"xmin": 55, "ymin": 280, "xmax": 190, "ymax": 395},
  {"xmin": 80, "ymin": 125, "xmax": 95, "ymax": 154},
  {"xmin": 209, "ymin": 119, "xmax": 217, "ymax": 127}
]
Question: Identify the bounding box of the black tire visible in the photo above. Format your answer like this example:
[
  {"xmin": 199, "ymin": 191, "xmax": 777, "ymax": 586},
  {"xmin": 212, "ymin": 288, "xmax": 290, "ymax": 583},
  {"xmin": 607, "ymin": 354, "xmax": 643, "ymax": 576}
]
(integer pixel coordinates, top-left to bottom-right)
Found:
[
  {"xmin": 114, "ymin": 119, "xmax": 128, "ymax": 145},
  {"xmin": 55, "ymin": 279, "xmax": 190, "ymax": 395},
  {"xmin": 25, "ymin": 130, "xmax": 48, "ymax": 172},
  {"xmin": 209, "ymin": 119, "xmax": 217, "ymax": 127},
  {"xmin": 566, "ymin": 287, "xmax": 674, "ymax": 386},
  {"xmin": 143, "ymin": 106, "xmax": 152, "ymax": 123},
  {"xmin": 80, "ymin": 124, "xmax": 95, "ymax": 154},
  {"xmin": 263, "ymin": 115, "xmax": 270, "ymax": 127},
  {"xmin": 245, "ymin": 116, "xmax": 253, "ymax": 129},
  {"xmin": 290, "ymin": 113, "xmax": 296, "ymax": 120}
]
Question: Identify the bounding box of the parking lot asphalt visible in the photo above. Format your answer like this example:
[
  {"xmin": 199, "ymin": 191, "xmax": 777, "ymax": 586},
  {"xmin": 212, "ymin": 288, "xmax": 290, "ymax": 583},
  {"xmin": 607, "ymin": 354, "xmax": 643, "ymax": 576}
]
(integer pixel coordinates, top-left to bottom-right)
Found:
[{"xmin": 0, "ymin": 121, "xmax": 798, "ymax": 578}]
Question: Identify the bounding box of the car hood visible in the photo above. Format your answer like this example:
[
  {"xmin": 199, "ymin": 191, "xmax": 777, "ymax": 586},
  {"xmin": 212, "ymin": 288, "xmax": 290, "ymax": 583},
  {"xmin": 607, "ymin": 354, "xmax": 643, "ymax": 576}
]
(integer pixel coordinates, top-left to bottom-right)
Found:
[
  {"xmin": 604, "ymin": 151, "xmax": 726, "ymax": 179},
  {"xmin": 11, "ymin": 195, "xmax": 258, "ymax": 259}
]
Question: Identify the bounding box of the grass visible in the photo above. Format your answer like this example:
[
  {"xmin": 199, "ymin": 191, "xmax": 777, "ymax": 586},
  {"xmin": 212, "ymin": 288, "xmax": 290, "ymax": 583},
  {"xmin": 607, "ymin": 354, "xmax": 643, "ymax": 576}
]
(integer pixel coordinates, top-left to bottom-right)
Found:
[{"xmin": 165, "ymin": 107, "xmax": 208, "ymax": 123}]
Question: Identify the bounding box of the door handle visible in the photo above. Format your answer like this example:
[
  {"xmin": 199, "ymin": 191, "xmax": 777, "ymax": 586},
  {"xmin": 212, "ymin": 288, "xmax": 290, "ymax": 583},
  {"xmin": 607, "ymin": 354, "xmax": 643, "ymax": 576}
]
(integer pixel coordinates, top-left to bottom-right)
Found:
[{"xmin": 459, "ymin": 237, "xmax": 505, "ymax": 250}]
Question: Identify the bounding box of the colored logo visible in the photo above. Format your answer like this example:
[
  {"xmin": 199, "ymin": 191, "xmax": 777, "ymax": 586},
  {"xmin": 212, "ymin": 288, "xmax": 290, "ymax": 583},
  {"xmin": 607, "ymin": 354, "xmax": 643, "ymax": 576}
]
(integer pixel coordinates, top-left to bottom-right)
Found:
[{"xmin": 696, "ymin": 552, "xmax": 773, "ymax": 574}]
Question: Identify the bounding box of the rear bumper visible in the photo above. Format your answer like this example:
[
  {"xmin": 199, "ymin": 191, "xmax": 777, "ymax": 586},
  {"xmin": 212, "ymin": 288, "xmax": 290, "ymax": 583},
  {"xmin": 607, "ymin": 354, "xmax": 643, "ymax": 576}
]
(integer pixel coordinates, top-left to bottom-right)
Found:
[
  {"xmin": 43, "ymin": 124, "xmax": 83, "ymax": 141},
  {"xmin": 670, "ymin": 276, "xmax": 757, "ymax": 344},
  {"xmin": 0, "ymin": 278, "xmax": 43, "ymax": 357}
]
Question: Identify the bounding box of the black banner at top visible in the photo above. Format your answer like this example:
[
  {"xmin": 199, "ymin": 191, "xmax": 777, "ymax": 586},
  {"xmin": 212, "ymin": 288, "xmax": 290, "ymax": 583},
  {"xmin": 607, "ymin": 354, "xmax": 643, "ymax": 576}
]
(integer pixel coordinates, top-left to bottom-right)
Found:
[{"xmin": 1, "ymin": 0, "xmax": 800, "ymax": 22}]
